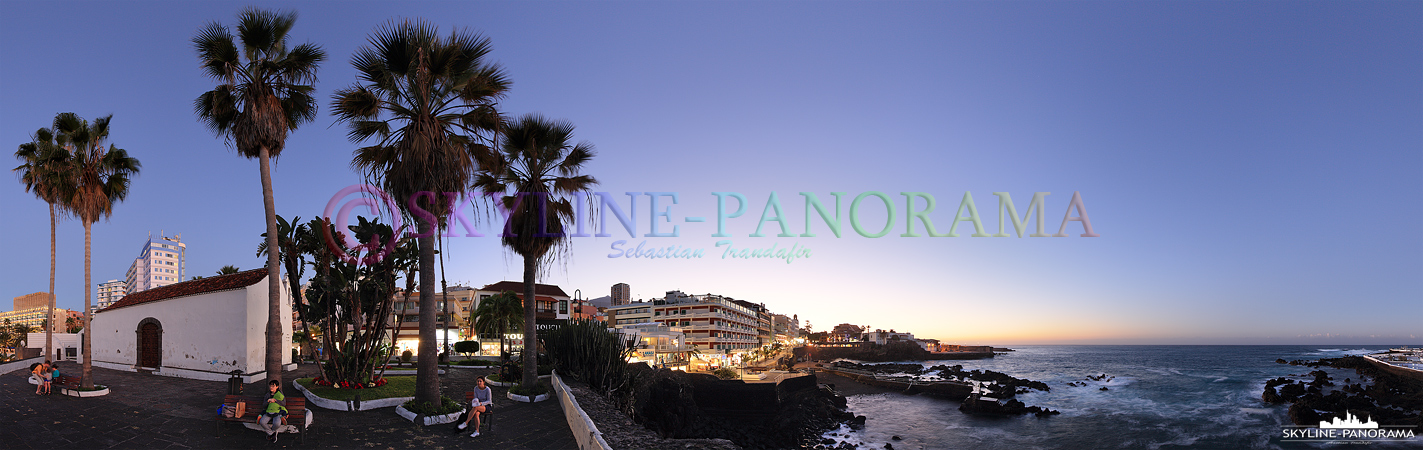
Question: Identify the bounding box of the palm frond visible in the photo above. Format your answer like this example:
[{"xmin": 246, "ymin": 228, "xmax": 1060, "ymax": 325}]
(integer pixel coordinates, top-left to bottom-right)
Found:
[{"xmin": 193, "ymin": 21, "xmax": 240, "ymax": 80}]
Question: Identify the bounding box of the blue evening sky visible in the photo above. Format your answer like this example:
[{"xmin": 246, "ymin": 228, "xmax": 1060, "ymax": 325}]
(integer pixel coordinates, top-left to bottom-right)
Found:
[{"xmin": 2, "ymin": 1, "xmax": 1418, "ymax": 344}]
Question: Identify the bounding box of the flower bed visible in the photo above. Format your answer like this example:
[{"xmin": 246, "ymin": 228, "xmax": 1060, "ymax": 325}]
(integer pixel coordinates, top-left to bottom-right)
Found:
[
  {"xmin": 395, "ymin": 396, "xmax": 465, "ymax": 424},
  {"xmin": 311, "ymin": 375, "xmax": 390, "ymax": 390},
  {"xmin": 296, "ymin": 376, "xmax": 413, "ymax": 401}
]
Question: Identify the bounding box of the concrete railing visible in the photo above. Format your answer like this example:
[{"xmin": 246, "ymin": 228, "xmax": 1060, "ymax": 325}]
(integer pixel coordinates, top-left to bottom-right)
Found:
[
  {"xmin": 1362, "ymin": 355, "xmax": 1423, "ymax": 382},
  {"xmin": 551, "ymin": 371, "xmax": 613, "ymax": 450},
  {"xmin": 0, "ymin": 357, "xmax": 44, "ymax": 375}
]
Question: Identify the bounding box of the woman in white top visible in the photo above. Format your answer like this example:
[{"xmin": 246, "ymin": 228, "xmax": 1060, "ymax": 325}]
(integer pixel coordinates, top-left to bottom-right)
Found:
[{"xmin": 457, "ymin": 376, "xmax": 495, "ymax": 437}]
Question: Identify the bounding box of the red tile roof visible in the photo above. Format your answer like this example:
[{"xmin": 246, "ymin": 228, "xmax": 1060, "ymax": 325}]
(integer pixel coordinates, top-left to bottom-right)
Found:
[
  {"xmin": 96, "ymin": 269, "xmax": 269, "ymax": 314},
  {"xmin": 479, "ymin": 281, "xmax": 569, "ymax": 297}
]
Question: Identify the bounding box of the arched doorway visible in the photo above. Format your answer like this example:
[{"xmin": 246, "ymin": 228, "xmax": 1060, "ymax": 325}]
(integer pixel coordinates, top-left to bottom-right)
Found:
[{"xmin": 136, "ymin": 318, "xmax": 162, "ymax": 369}]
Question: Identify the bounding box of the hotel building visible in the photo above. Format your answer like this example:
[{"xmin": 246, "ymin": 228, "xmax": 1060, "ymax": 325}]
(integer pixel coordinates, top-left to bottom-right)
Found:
[
  {"xmin": 607, "ymin": 290, "xmax": 760, "ymax": 354},
  {"xmin": 1, "ymin": 292, "xmax": 69, "ymax": 334},
  {"xmin": 125, "ymin": 233, "xmax": 186, "ymax": 294}
]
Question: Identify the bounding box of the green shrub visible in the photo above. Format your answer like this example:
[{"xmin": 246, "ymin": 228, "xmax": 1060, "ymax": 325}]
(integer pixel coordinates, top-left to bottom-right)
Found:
[
  {"xmin": 453, "ymin": 341, "xmax": 479, "ymax": 355},
  {"xmin": 509, "ymin": 382, "xmax": 550, "ymax": 397},
  {"xmin": 713, "ymin": 367, "xmax": 739, "ymax": 380},
  {"xmin": 457, "ymin": 359, "xmax": 495, "ymax": 366},
  {"xmin": 401, "ymin": 350, "xmax": 413, "ymax": 363},
  {"xmin": 401, "ymin": 395, "xmax": 463, "ymax": 415},
  {"xmin": 538, "ymin": 364, "xmax": 553, "ymax": 375}
]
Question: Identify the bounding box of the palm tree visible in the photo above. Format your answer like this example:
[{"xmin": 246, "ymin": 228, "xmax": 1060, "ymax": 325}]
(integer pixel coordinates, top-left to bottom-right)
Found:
[
  {"xmin": 332, "ymin": 19, "xmax": 508, "ymax": 404},
  {"xmin": 471, "ymin": 291, "xmax": 522, "ymax": 362},
  {"xmin": 257, "ymin": 214, "xmax": 311, "ymax": 355},
  {"xmin": 53, "ymin": 112, "xmax": 140, "ymax": 388},
  {"xmin": 193, "ymin": 7, "xmax": 325, "ymax": 387},
  {"xmin": 473, "ymin": 114, "xmax": 598, "ymax": 389},
  {"xmin": 13, "ymin": 127, "xmax": 72, "ymax": 364},
  {"xmin": 216, "ymin": 265, "xmax": 241, "ymax": 275},
  {"xmin": 10, "ymin": 323, "xmax": 34, "ymax": 353}
]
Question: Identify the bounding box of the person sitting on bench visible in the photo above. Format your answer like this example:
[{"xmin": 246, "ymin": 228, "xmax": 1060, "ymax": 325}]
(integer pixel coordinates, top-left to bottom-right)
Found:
[
  {"xmin": 258, "ymin": 380, "xmax": 288, "ymax": 443},
  {"xmin": 457, "ymin": 376, "xmax": 494, "ymax": 437}
]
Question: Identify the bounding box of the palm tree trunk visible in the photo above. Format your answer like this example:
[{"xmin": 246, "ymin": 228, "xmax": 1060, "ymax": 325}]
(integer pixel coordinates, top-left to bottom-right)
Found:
[
  {"xmin": 415, "ymin": 219, "xmax": 440, "ymax": 404},
  {"xmin": 522, "ymin": 255, "xmax": 537, "ymax": 388},
  {"xmin": 46, "ymin": 202, "xmax": 55, "ymax": 362},
  {"xmin": 81, "ymin": 221, "xmax": 93, "ymax": 389},
  {"xmin": 258, "ymin": 145, "xmax": 284, "ymax": 387}
]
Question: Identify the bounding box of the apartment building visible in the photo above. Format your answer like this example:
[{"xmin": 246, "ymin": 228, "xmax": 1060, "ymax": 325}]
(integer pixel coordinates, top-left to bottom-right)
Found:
[
  {"xmin": 730, "ymin": 299, "xmax": 773, "ymax": 347},
  {"xmin": 95, "ymin": 279, "xmax": 126, "ymax": 314},
  {"xmin": 611, "ymin": 282, "xmax": 630, "ymax": 306},
  {"xmin": 125, "ymin": 233, "xmax": 186, "ymax": 294},
  {"xmin": 386, "ymin": 286, "xmax": 477, "ymax": 355},
  {"xmin": 771, "ymin": 313, "xmax": 800, "ymax": 340}
]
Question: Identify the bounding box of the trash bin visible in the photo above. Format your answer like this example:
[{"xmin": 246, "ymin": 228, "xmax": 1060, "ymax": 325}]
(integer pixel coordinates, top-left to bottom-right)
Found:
[{"xmin": 227, "ymin": 370, "xmax": 244, "ymax": 395}]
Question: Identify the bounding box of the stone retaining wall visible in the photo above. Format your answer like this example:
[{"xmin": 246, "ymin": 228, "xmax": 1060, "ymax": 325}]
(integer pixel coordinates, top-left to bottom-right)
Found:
[
  {"xmin": 1363, "ymin": 355, "xmax": 1423, "ymax": 383},
  {"xmin": 551, "ymin": 371, "xmax": 613, "ymax": 450}
]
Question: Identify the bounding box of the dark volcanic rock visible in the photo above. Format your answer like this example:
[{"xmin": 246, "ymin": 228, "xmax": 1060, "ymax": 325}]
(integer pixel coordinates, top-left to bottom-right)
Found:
[
  {"xmin": 627, "ymin": 364, "xmax": 854, "ymax": 449},
  {"xmin": 1261, "ymin": 356, "xmax": 1423, "ymax": 427}
]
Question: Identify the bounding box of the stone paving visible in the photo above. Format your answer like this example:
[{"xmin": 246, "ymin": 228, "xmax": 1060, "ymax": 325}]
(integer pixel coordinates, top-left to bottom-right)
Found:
[{"xmin": 2, "ymin": 361, "xmax": 577, "ymax": 449}]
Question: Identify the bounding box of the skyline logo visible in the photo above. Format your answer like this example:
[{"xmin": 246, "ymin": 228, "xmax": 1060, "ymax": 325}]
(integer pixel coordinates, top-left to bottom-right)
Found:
[
  {"xmin": 322, "ymin": 184, "xmax": 1101, "ymax": 264},
  {"xmin": 1319, "ymin": 411, "xmax": 1379, "ymax": 429},
  {"xmin": 1280, "ymin": 411, "xmax": 1416, "ymax": 444}
]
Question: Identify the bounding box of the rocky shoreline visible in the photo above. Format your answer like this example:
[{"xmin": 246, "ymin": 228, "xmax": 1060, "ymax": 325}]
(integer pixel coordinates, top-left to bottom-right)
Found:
[
  {"xmin": 800, "ymin": 341, "xmax": 994, "ymax": 362},
  {"xmin": 827, "ymin": 362, "xmax": 1059, "ymax": 417},
  {"xmin": 1262, "ymin": 356, "xmax": 1423, "ymax": 427},
  {"xmin": 601, "ymin": 364, "xmax": 859, "ymax": 449}
]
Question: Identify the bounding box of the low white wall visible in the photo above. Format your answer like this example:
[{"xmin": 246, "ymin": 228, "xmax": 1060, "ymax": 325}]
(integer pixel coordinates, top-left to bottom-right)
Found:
[
  {"xmin": 551, "ymin": 371, "xmax": 613, "ymax": 450},
  {"xmin": 0, "ymin": 357, "xmax": 44, "ymax": 375}
]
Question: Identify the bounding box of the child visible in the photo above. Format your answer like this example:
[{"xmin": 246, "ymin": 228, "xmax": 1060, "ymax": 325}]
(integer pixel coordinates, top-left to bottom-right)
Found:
[{"xmin": 258, "ymin": 380, "xmax": 288, "ymax": 442}]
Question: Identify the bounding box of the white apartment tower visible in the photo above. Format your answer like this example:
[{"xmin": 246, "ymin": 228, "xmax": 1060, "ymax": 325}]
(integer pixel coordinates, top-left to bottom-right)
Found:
[
  {"xmin": 95, "ymin": 279, "xmax": 127, "ymax": 313},
  {"xmin": 125, "ymin": 232, "xmax": 186, "ymax": 294}
]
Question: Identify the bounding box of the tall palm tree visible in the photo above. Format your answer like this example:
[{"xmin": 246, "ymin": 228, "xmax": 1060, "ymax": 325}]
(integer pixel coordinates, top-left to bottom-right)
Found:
[
  {"xmin": 217, "ymin": 265, "xmax": 242, "ymax": 275},
  {"xmin": 473, "ymin": 114, "xmax": 598, "ymax": 388},
  {"xmin": 471, "ymin": 291, "xmax": 522, "ymax": 361},
  {"xmin": 332, "ymin": 19, "xmax": 508, "ymax": 404},
  {"xmin": 193, "ymin": 7, "xmax": 325, "ymax": 387},
  {"xmin": 257, "ymin": 214, "xmax": 312, "ymax": 354},
  {"xmin": 13, "ymin": 127, "xmax": 72, "ymax": 364},
  {"xmin": 52, "ymin": 112, "xmax": 140, "ymax": 388}
]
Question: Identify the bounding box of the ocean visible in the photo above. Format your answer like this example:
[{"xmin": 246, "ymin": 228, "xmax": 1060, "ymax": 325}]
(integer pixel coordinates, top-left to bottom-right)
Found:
[{"xmin": 821, "ymin": 345, "xmax": 1417, "ymax": 450}]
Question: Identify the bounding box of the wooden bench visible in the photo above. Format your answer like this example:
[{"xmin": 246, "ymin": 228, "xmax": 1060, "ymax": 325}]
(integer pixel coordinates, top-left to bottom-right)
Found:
[
  {"xmin": 216, "ymin": 394, "xmax": 307, "ymax": 443},
  {"xmin": 465, "ymin": 391, "xmax": 494, "ymax": 432},
  {"xmin": 53, "ymin": 374, "xmax": 81, "ymax": 392}
]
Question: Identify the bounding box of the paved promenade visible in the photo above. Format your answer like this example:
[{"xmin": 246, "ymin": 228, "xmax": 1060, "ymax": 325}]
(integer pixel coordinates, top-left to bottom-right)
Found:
[{"xmin": 2, "ymin": 361, "xmax": 576, "ymax": 449}]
